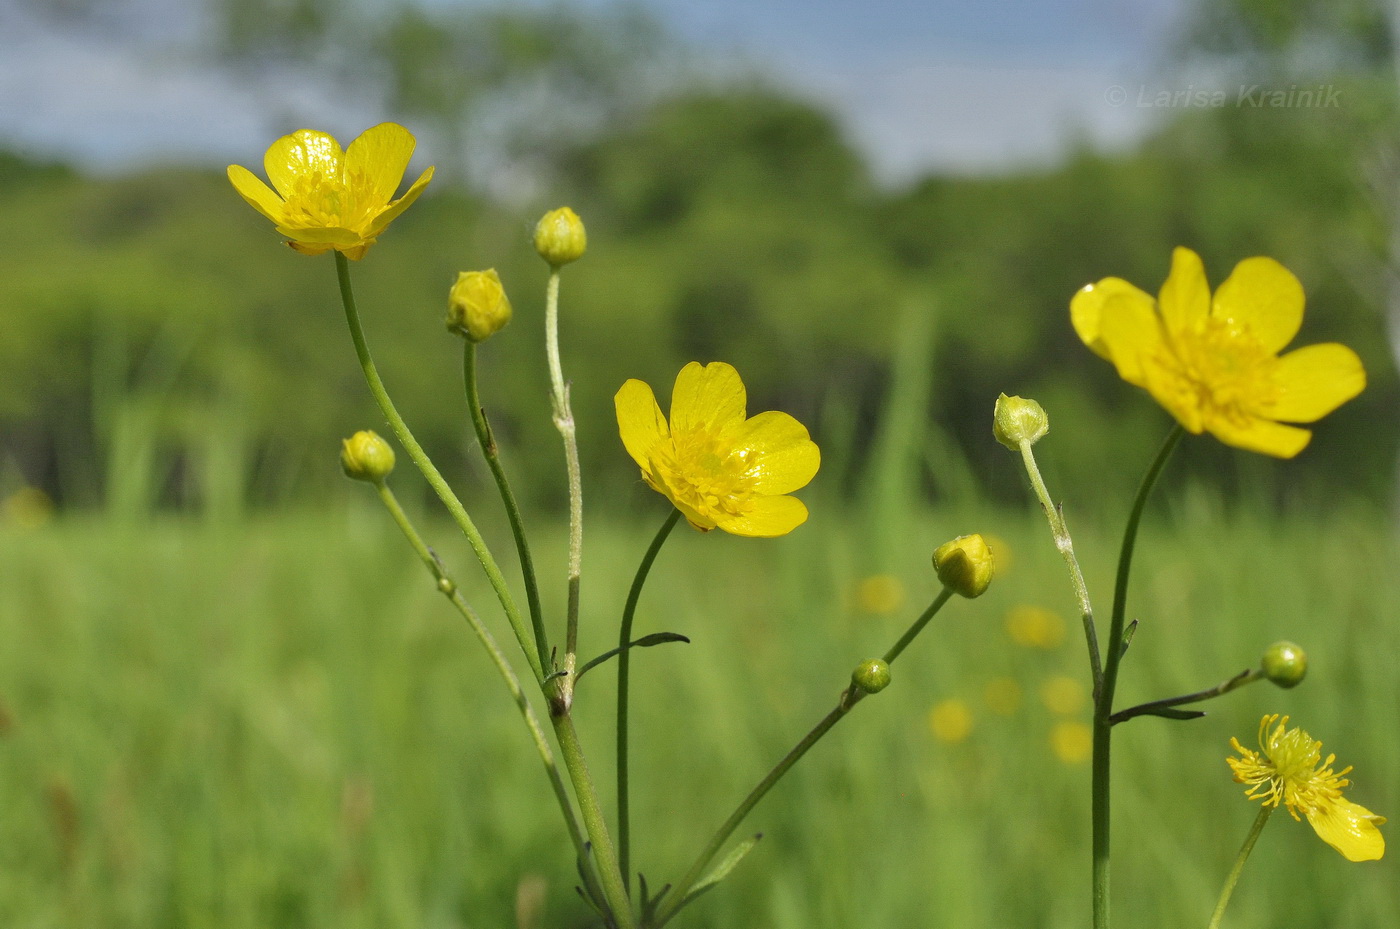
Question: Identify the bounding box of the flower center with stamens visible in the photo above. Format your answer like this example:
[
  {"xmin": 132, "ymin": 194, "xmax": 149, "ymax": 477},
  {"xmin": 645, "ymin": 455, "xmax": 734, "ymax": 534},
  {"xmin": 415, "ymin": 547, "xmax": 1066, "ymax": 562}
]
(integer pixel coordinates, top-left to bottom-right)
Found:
[
  {"xmin": 652, "ymin": 428, "xmax": 756, "ymax": 520},
  {"xmin": 1155, "ymin": 317, "xmax": 1282, "ymax": 427},
  {"xmin": 283, "ymin": 169, "xmax": 377, "ymax": 230}
]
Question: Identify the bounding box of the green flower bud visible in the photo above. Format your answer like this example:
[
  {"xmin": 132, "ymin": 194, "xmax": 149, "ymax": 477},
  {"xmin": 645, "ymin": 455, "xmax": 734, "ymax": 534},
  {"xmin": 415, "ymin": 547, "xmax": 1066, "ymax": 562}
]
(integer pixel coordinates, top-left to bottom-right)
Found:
[
  {"xmin": 533, "ymin": 206, "xmax": 587, "ymax": 266},
  {"xmin": 933, "ymin": 533, "xmax": 994, "ymax": 599},
  {"xmin": 851, "ymin": 658, "xmax": 892, "ymax": 694},
  {"xmin": 1261, "ymin": 640, "xmax": 1307, "ymax": 688},
  {"xmin": 993, "ymin": 393, "xmax": 1049, "ymax": 450},
  {"xmin": 447, "ymin": 269, "xmax": 512, "ymax": 342},
  {"xmin": 340, "ymin": 430, "xmax": 396, "ymax": 483}
]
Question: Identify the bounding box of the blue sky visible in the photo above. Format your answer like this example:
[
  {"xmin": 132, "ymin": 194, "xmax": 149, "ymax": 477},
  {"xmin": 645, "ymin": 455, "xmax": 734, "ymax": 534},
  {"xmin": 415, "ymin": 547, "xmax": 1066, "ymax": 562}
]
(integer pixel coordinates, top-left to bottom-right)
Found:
[{"xmin": 0, "ymin": 0, "xmax": 1189, "ymax": 184}]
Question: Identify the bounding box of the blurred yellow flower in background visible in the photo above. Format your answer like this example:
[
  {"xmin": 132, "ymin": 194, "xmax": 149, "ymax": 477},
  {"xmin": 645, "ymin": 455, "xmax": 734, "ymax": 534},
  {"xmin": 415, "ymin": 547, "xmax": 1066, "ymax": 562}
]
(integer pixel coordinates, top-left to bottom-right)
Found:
[
  {"xmin": 614, "ymin": 362, "xmax": 819, "ymax": 537},
  {"xmin": 1039, "ymin": 675, "xmax": 1086, "ymax": 716},
  {"xmin": 228, "ymin": 123, "xmax": 434, "ymax": 260},
  {"xmin": 853, "ymin": 574, "xmax": 906, "ymax": 615},
  {"xmin": 1071, "ymin": 247, "xmax": 1364, "ymax": 458},
  {"xmin": 929, "ymin": 699, "xmax": 974, "ymax": 744},
  {"xmin": 3, "ymin": 486, "xmax": 53, "ymax": 530},
  {"xmin": 1228, "ymin": 714, "xmax": 1385, "ymax": 861},
  {"xmin": 1005, "ymin": 605, "xmax": 1065, "ymax": 649},
  {"xmin": 1050, "ymin": 721, "xmax": 1093, "ymax": 765}
]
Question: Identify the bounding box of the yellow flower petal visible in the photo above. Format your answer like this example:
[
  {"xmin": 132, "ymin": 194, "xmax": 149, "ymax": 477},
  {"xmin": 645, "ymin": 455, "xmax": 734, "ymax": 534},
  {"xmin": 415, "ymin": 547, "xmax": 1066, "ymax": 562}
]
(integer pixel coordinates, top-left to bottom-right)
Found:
[
  {"xmin": 345, "ymin": 122, "xmax": 416, "ymax": 207},
  {"xmin": 713, "ymin": 494, "xmax": 809, "ymax": 537},
  {"xmin": 1070, "ymin": 277, "xmax": 1153, "ymax": 360},
  {"xmin": 614, "ymin": 379, "xmax": 668, "ymax": 475},
  {"xmin": 227, "ymin": 164, "xmax": 286, "ymax": 224},
  {"xmin": 731, "ymin": 411, "xmax": 820, "ymax": 495},
  {"xmin": 1205, "ymin": 414, "xmax": 1311, "ymax": 459},
  {"xmin": 274, "ymin": 223, "xmax": 365, "ymax": 246},
  {"xmin": 1096, "ymin": 286, "xmax": 1165, "ymax": 388},
  {"xmin": 1269, "ymin": 343, "xmax": 1366, "ymax": 423},
  {"xmin": 670, "ymin": 362, "xmax": 747, "ymax": 435},
  {"xmin": 1212, "ymin": 256, "xmax": 1304, "ymax": 354},
  {"xmin": 1306, "ymin": 799, "xmax": 1386, "ymax": 862},
  {"xmin": 365, "ymin": 166, "xmax": 435, "ymax": 238},
  {"xmin": 1158, "ymin": 246, "xmax": 1210, "ymax": 334},
  {"xmin": 264, "ymin": 130, "xmax": 344, "ymax": 200}
]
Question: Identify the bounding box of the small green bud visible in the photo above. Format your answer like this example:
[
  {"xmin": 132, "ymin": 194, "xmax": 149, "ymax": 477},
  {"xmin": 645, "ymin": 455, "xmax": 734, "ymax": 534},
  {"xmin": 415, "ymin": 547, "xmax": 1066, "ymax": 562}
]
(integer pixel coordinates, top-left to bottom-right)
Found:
[
  {"xmin": 340, "ymin": 430, "xmax": 395, "ymax": 482},
  {"xmin": 447, "ymin": 269, "xmax": 512, "ymax": 342},
  {"xmin": 851, "ymin": 658, "xmax": 892, "ymax": 694},
  {"xmin": 1261, "ymin": 640, "xmax": 1307, "ymax": 688},
  {"xmin": 437, "ymin": 576, "xmax": 456, "ymax": 595},
  {"xmin": 993, "ymin": 393, "xmax": 1049, "ymax": 450},
  {"xmin": 533, "ymin": 206, "xmax": 587, "ymax": 266},
  {"xmin": 933, "ymin": 533, "xmax": 994, "ymax": 599}
]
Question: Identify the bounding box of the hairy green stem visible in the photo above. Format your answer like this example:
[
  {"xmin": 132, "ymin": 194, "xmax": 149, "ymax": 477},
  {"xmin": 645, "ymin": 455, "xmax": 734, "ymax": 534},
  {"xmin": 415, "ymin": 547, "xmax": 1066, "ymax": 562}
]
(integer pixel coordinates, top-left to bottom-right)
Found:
[
  {"xmin": 371, "ymin": 481, "xmax": 603, "ymax": 905},
  {"xmin": 544, "ymin": 268, "xmax": 585, "ymax": 695},
  {"xmin": 617, "ymin": 509, "xmax": 683, "ymax": 894},
  {"xmin": 1018, "ymin": 439, "xmax": 1102, "ymax": 691},
  {"xmin": 333, "ymin": 253, "xmax": 543, "ymax": 682},
  {"xmin": 1092, "ymin": 423, "xmax": 1185, "ymax": 929},
  {"xmin": 652, "ymin": 587, "xmax": 956, "ymax": 927},
  {"xmin": 462, "ymin": 342, "xmax": 551, "ymax": 670},
  {"xmin": 1207, "ymin": 804, "xmax": 1274, "ymax": 929},
  {"xmin": 553, "ymin": 711, "xmax": 637, "ymax": 929}
]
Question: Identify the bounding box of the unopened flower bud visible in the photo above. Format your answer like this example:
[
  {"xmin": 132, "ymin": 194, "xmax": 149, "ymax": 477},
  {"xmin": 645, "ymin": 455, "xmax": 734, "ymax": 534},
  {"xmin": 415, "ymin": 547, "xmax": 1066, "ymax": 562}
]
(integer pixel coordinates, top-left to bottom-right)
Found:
[
  {"xmin": 533, "ymin": 206, "xmax": 587, "ymax": 266},
  {"xmin": 993, "ymin": 393, "xmax": 1049, "ymax": 450},
  {"xmin": 340, "ymin": 430, "xmax": 395, "ymax": 483},
  {"xmin": 447, "ymin": 269, "xmax": 512, "ymax": 342},
  {"xmin": 851, "ymin": 658, "xmax": 892, "ymax": 694},
  {"xmin": 933, "ymin": 534, "xmax": 994, "ymax": 599},
  {"xmin": 1261, "ymin": 640, "xmax": 1307, "ymax": 689}
]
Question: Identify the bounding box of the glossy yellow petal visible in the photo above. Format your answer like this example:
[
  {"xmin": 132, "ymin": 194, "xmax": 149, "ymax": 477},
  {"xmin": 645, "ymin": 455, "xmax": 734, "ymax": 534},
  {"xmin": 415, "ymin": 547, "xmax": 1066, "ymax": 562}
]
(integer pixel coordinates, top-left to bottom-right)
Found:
[
  {"xmin": 1096, "ymin": 287, "xmax": 1165, "ymax": 387},
  {"xmin": 274, "ymin": 223, "xmax": 364, "ymax": 246},
  {"xmin": 1204, "ymin": 414, "xmax": 1311, "ymax": 459},
  {"xmin": 731, "ymin": 411, "xmax": 820, "ymax": 494},
  {"xmin": 615, "ymin": 379, "xmax": 668, "ymax": 474},
  {"xmin": 264, "ymin": 130, "xmax": 344, "ymax": 200},
  {"xmin": 365, "ymin": 166, "xmax": 435, "ymax": 238},
  {"xmin": 713, "ymin": 494, "xmax": 809, "ymax": 538},
  {"xmin": 227, "ymin": 164, "xmax": 286, "ymax": 224},
  {"xmin": 288, "ymin": 241, "xmax": 336, "ymax": 257},
  {"xmin": 1306, "ymin": 799, "xmax": 1386, "ymax": 862},
  {"xmin": 1268, "ymin": 343, "xmax": 1366, "ymax": 423},
  {"xmin": 345, "ymin": 122, "xmax": 416, "ymax": 206},
  {"xmin": 1213, "ymin": 257, "xmax": 1305, "ymax": 354},
  {"xmin": 1158, "ymin": 246, "xmax": 1210, "ymax": 335},
  {"xmin": 670, "ymin": 362, "xmax": 746, "ymax": 435},
  {"xmin": 1071, "ymin": 277, "xmax": 1154, "ymax": 360}
]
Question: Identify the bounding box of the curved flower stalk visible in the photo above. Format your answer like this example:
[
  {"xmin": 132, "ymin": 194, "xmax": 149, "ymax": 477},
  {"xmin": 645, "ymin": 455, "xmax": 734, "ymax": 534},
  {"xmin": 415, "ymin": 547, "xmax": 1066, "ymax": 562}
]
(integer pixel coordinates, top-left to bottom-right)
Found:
[
  {"xmin": 1228, "ymin": 714, "xmax": 1386, "ymax": 862},
  {"xmin": 615, "ymin": 361, "xmax": 820, "ymax": 537},
  {"xmin": 228, "ymin": 123, "xmax": 434, "ymax": 260},
  {"xmin": 1071, "ymin": 247, "xmax": 1365, "ymax": 457}
]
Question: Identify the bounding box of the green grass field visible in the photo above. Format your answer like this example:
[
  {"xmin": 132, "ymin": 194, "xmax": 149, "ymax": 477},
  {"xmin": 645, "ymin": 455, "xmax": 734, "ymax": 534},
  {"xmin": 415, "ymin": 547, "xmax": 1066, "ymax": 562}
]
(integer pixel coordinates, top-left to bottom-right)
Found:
[{"xmin": 2, "ymin": 496, "xmax": 1396, "ymax": 928}]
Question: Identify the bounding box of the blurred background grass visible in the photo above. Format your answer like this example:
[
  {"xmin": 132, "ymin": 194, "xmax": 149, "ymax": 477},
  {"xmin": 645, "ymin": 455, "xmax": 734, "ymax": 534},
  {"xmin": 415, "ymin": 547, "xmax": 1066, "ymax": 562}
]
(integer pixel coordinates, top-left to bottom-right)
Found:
[{"xmin": 2, "ymin": 0, "xmax": 1400, "ymax": 926}]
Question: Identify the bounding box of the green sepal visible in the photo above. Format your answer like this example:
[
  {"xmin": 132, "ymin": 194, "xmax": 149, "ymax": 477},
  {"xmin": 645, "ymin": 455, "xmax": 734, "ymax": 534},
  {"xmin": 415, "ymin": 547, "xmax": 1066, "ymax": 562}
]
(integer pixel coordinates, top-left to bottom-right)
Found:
[{"xmin": 575, "ymin": 632, "xmax": 691, "ymax": 682}]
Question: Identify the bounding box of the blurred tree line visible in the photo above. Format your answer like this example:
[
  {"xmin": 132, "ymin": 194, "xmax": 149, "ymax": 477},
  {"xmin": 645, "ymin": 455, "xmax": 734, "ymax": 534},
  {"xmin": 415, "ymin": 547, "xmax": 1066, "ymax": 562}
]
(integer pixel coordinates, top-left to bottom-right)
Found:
[{"xmin": 1, "ymin": 0, "xmax": 1396, "ymax": 519}]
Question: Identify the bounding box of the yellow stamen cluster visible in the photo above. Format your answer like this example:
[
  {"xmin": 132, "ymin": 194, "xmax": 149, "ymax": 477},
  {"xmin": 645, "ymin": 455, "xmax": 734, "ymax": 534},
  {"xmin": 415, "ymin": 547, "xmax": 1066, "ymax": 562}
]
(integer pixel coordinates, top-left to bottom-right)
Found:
[{"xmin": 1227, "ymin": 714, "xmax": 1385, "ymax": 861}]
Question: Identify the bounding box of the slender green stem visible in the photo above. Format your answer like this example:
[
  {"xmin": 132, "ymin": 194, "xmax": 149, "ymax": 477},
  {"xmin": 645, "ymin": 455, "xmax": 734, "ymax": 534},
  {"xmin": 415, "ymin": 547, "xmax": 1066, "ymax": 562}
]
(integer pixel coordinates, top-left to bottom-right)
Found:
[
  {"xmin": 1018, "ymin": 439, "xmax": 1102, "ymax": 690},
  {"xmin": 1091, "ymin": 423, "xmax": 1185, "ymax": 929},
  {"xmin": 652, "ymin": 588, "xmax": 957, "ymax": 927},
  {"xmin": 617, "ymin": 509, "xmax": 683, "ymax": 895},
  {"xmin": 884, "ymin": 587, "xmax": 956, "ymax": 663},
  {"xmin": 1206, "ymin": 804, "xmax": 1274, "ymax": 929},
  {"xmin": 1111, "ymin": 668, "xmax": 1263, "ymax": 725},
  {"xmin": 462, "ymin": 342, "xmax": 550, "ymax": 669},
  {"xmin": 553, "ymin": 711, "xmax": 637, "ymax": 929},
  {"xmin": 370, "ymin": 481, "xmax": 602, "ymax": 904},
  {"xmin": 544, "ymin": 268, "xmax": 585, "ymax": 692},
  {"xmin": 333, "ymin": 253, "xmax": 544, "ymax": 683}
]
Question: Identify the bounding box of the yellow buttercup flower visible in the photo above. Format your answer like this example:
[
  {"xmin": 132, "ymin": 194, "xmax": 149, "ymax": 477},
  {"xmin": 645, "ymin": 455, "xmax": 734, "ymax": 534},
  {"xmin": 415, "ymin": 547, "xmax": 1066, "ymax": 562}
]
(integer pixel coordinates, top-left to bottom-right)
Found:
[
  {"xmin": 1071, "ymin": 247, "xmax": 1365, "ymax": 458},
  {"xmin": 1227, "ymin": 714, "xmax": 1385, "ymax": 861},
  {"xmin": 614, "ymin": 362, "xmax": 819, "ymax": 537},
  {"xmin": 929, "ymin": 699, "xmax": 973, "ymax": 744},
  {"xmin": 228, "ymin": 123, "xmax": 434, "ymax": 260}
]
